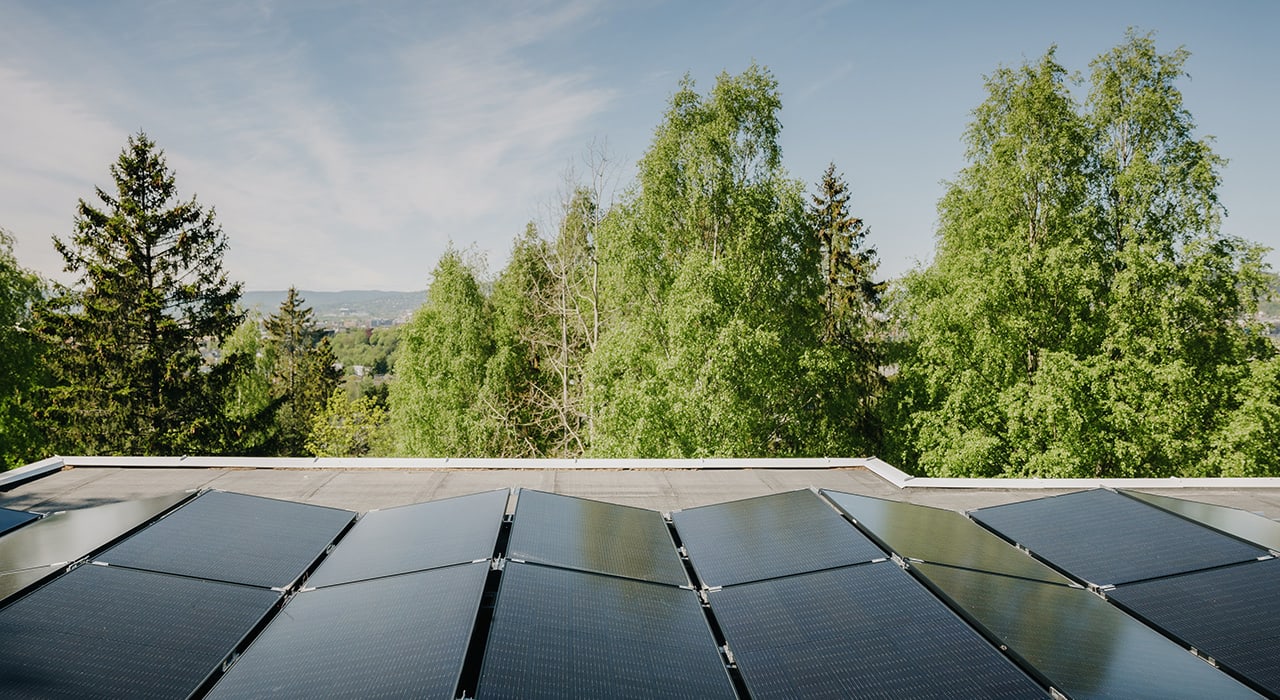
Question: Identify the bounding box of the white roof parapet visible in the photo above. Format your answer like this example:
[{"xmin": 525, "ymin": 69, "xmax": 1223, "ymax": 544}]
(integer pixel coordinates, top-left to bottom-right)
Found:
[
  {"xmin": 0, "ymin": 456, "xmax": 65, "ymax": 489},
  {"xmin": 49, "ymin": 456, "xmax": 873, "ymax": 471}
]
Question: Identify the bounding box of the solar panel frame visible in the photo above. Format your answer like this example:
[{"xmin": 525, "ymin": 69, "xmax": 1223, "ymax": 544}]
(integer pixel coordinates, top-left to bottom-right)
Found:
[
  {"xmin": 911, "ymin": 561, "xmax": 1260, "ymax": 699},
  {"xmin": 506, "ymin": 489, "xmax": 688, "ymax": 586},
  {"xmin": 476, "ymin": 561, "xmax": 736, "ymax": 699},
  {"xmin": 99, "ymin": 490, "xmax": 354, "ymax": 588},
  {"xmin": 0, "ymin": 563, "xmax": 282, "ymax": 699},
  {"xmin": 708, "ymin": 561, "xmax": 1045, "ymax": 699},
  {"xmin": 305, "ymin": 489, "xmax": 507, "ymax": 588},
  {"xmin": 821, "ymin": 489, "xmax": 1071, "ymax": 584},
  {"xmin": 673, "ymin": 489, "xmax": 884, "ymax": 588},
  {"xmin": 1107, "ymin": 557, "xmax": 1280, "ymax": 696},
  {"xmin": 210, "ymin": 562, "xmax": 490, "ymax": 699},
  {"xmin": 970, "ymin": 489, "xmax": 1267, "ymax": 586}
]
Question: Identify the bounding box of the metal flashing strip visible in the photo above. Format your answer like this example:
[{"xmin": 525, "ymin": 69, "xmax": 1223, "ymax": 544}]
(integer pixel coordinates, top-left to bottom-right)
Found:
[{"xmin": 47, "ymin": 455, "xmax": 873, "ymax": 470}]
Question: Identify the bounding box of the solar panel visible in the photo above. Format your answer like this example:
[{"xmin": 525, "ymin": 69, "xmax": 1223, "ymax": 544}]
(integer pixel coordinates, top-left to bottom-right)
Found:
[
  {"xmin": 506, "ymin": 489, "xmax": 687, "ymax": 586},
  {"xmin": 1121, "ymin": 490, "xmax": 1280, "ymax": 553},
  {"xmin": 0, "ymin": 566, "xmax": 58, "ymax": 604},
  {"xmin": 476, "ymin": 561, "xmax": 736, "ymax": 699},
  {"xmin": 99, "ymin": 490, "xmax": 354, "ymax": 588},
  {"xmin": 0, "ymin": 491, "xmax": 191, "ymax": 576},
  {"xmin": 970, "ymin": 489, "xmax": 1266, "ymax": 586},
  {"xmin": 1107, "ymin": 557, "xmax": 1280, "ymax": 695},
  {"xmin": 911, "ymin": 562, "xmax": 1258, "ymax": 698},
  {"xmin": 0, "ymin": 563, "xmax": 281, "ymax": 699},
  {"xmin": 822, "ymin": 490, "xmax": 1071, "ymax": 584},
  {"xmin": 708, "ymin": 561, "xmax": 1044, "ymax": 699},
  {"xmin": 210, "ymin": 562, "xmax": 489, "ymax": 698},
  {"xmin": 306, "ymin": 490, "xmax": 507, "ymax": 588},
  {"xmin": 0, "ymin": 506, "xmax": 38, "ymax": 537},
  {"xmin": 673, "ymin": 490, "xmax": 883, "ymax": 588}
]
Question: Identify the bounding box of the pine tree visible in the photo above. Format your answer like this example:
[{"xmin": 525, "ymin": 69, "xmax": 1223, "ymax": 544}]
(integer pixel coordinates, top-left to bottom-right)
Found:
[
  {"xmin": 41, "ymin": 133, "xmax": 243, "ymax": 455},
  {"xmin": 264, "ymin": 288, "xmax": 340, "ymax": 455}
]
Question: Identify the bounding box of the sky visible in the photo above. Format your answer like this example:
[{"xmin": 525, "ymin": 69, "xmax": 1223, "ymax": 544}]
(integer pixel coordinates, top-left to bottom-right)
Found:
[{"xmin": 1, "ymin": 1, "xmax": 1277, "ymax": 292}]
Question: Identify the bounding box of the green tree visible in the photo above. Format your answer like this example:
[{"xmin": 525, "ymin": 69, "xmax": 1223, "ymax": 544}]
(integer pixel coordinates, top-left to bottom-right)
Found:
[
  {"xmin": 264, "ymin": 288, "xmax": 340, "ymax": 455},
  {"xmin": 307, "ymin": 388, "xmax": 389, "ymax": 457},
  {"xmin": 0, "ymin": 228, "xmax": 46, "ymax": 469},
  {"xmin": 217, "ymin": 314, "xmax": 278, "ymax": 455},
  {"xmin": 40, "ymin": 133, "xmax": 243, "ymax": 455}
]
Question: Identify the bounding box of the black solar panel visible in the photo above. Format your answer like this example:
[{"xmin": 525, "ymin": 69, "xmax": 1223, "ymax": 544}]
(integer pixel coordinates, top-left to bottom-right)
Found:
[
  {"xmin": 822, "ymin": 490, "xmax": 1071, "ymax": 584},
  {"xmin": 0, "ymin": 491, "xmax": 190, "ymax": 576},
  {"xmin": 0, "ymin": 506, "xmax": 38, "ymax": 537},
  {"xmin": 970, "ymin": 489, "xmax": 1266, "ymax": 586},
  {"xmin": 100, "ymin": 490, "xmax": 354, "ymax": 588},
  {"xmin": 708, "ymin": 560, "xmax": 1044, "ymax": 699},
  {"xmin": 1107, "ymin": 557, "xmax": 1280, "ymax": 695},
  {"xmin": 210, "ymin": 562, "xmax": 488, "ymax": 698},
  {"xmin": 673, "ymin": 489, "xmax": 883, "ymax": 587},
  {"xmin": 306, "ymin": 490, "xmax": 506, "ymax": 588},
  {"xmin": 506, "ymin": 489, "xmax": 687, "ymax": 586},
  {"xmin": 912, "ymin": 562, "xmax": 1258, "ymax": 698},
  {"xmin": 1122, "ymin": 490, "xmax": 1280, "ymax": 552},
  {"xmin": 0, "ymin": 563, "xmax": 281, "ymax": 699},
  {"xmin": 476, "ymin": 561, "xmax": 735, "ymax": 699}
]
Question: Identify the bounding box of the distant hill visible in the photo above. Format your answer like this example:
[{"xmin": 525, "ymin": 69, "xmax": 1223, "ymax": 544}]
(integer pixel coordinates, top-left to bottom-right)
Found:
[{"xmin": 240, "ymin": 290, "xmax": 425, "ymax": 325}]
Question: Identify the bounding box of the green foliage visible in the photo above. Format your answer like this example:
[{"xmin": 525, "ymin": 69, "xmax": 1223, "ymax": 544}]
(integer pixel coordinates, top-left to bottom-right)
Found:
[
  {"xmin": 307, "ymin": 388, "xmax": 389, "ymax": 458},
  {"xmin": 39, "ymin": 133, "xmax": 244, "ymax": 455},
  {"xmin": 887, "ymin": 32, "xmax": 1276, "ymax": 477},
  {"xmin": 263, "ymin": 288, "xmax": 341, "ymax": 455},
  {"xmin": 0, "ymin": 229, "xmax": 46, "ymax": 469},
  {"xmin": 217, "ymin": 315, "xmax": 279, "ymax": 455}
]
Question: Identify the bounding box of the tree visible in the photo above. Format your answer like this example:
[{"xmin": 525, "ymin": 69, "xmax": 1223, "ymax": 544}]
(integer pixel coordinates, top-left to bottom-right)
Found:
[
  {"xmin": 307, "ymin": 388, "xmax": 389, "ymax": 458},
  {"xmin": 888, "ymin": 33, "xmax": 1275, "ymax": 477},
  {"xmin": 40, "ymin": 133, "xmax": 243, "ymax": 455},
  {"xmin": 263, "ymin": 288, "xmax": 340, "ymax": 455},
  {"xmin": 0, "ymin": 228, "xmax": 46, "ymax": 469}
]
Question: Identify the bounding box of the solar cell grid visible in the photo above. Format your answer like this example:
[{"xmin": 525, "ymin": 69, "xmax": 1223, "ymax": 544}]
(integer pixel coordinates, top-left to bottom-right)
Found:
[
  {"xmin": 1121, "ymin": 490, "xmax": 1280, "ymax": 553},
  {"xmin": 1107, "ymin": 558, "xmax": 1280, "ymax": 696},
  {"xmin": 970, "ymin": 489, "xmax": 1266, "ymax": 586},
  {"xmin": 0, "ymin": 563, "xmax": 281, "ymax": 699},
  {"xmin": 99, "ymin": 490, "xmax": 354, "ymax": 588},
  {"xmin": 912, "ymin": 561, "xmax": 1260, "ymax": 699},
  {"xmin": 708, "ymin": 561, "xmax": 1044, "ymax": 699},
  {"xmin": 305, "ymin": 489, "xmax": 506, "ymax": 588},
  {"xmin": 476, "ymin": 561, "xmax": 735, "ymax": 699},
  {"xmin": 506, "ymin": 489, "xmax": 687, "ymax": 585},
  {"xmin": 673, "ymin": 489, "xmax": 883, "ymax": 587},
  {"xmin": 210, "ymin": 562, "xmax": 489, "ymax": 699}
]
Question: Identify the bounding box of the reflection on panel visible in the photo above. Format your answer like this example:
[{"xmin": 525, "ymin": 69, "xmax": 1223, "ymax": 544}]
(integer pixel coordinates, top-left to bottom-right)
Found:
[
  {"xmin": 307, "ymin": 490, "xmax": 506, "ymax": 588},
  {"xmin": 0, "ymin": 492, "xmax": 191, "ymax": 575},
  {"xmin": 507, "ymin": 490, "xmax": 687, "ymax": 586},
  {"xmin": 0, "ymin": 563, "xmax": 281, "ymax": 699},
  {"xmin": 100, "ymin": 490, "xmax": 354, "ymax": 588},
  {"xmin": 1121, "ymin": 490, "xmax": 1280, "ymax": 553},
  {"xmin": 1108, "ymin": 558, "xmax": 1280, "ymax": 696},
  {"xmin": 912, "ymin": 562, "xmax": 1259, "ymax": 699},
  {"xmin": 0, "ymin": 566, "xmax": 58, "ymax": 605},
  {"xmin": 971, "ymin": 489, "xmax": 1266, "ymax": 586},
  {"xmin": 0, "ymin": 507, "xmax": 39, "ymax": 537},
  {"xmin": 674, "ymin": 490, "xmax": 883, "ymax": 588},
  {"xmin": 477, "ymin": 561, "xmax": 735, "ymax": 699},
  {"xmin": 822, "ymin": 490, "xmax": 1070, "ymax": 584},
  {"xmin": 710, "ymin": 561, "xmax": 1044, "ymax": 699},
  {"xmin": 211, "ymin": 562, "xmax": 488, "ymax": 699}
]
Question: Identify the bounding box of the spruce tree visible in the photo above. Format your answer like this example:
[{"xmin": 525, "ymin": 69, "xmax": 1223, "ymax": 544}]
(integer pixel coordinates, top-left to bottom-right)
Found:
[
  {"xmin": 41, "ymin": 133, "xmax": 243, "ymax": 455},
  {"xmin": 264, "ymin": 287, "xmax": 340, "ymax": 455}
]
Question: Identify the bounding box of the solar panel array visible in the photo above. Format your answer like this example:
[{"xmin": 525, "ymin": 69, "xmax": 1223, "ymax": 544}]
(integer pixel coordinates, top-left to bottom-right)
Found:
[{"xmin": 0, "ymin": 485, "xmax": 1275, "ymax": 697}]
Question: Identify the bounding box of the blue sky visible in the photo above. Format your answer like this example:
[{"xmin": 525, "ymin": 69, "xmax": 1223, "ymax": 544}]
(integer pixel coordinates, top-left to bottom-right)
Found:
[{"xmin": 1, "ymin": 0, "xmax": 1276, "ymax": 291}]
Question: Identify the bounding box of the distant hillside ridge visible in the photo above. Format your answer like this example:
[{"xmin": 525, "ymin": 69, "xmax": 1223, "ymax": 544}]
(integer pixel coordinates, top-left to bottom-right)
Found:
[{"xmin": 240, "ymin": 290, "xmax": 426, "ymax": 325}]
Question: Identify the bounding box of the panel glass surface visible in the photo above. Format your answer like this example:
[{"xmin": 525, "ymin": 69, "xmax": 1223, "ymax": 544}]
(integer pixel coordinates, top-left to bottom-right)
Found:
[
  {"xmin": 0, "ymin": 563, "xmax": 281, "ymax": 699},
  {"xmin": 0, "ymin": 506, "xmax": 38, "ymax": 537},
  {"xmin": 476, "ymin": 561, "xmax": 735, "ymax": 699},
  {"xmin": 673, "ymin": 489, "xmax": 883, "ymax": 587},
  {"xmin": 1121, "ymin": 490, "xmax": 1280, "ymax": 553},
  {"xmin": 823, "ymin": 490, "xmax": 1070, "ymax": 584},
  {"xmin": 211, "ymin": 562, "xmax": 488, "ymax": 699},
  {"xmin": 506, "ymin": 489, "xmax": 687, "ymax": 586},
  {"xmin": 306, "ymin": 490, "xmax": 506, "ymax": 588},
  {"xmin": 709, "ymin": 560, "xmax": 1044, "ymax": 699},
  {"xmin": 0, "ymin": 565, "xmax": 58, "ymax": 605},
  {"xmin": 99, "ymin": 490, "xmax": 354, "ymax": 588},
  {"xmin": 1108, "ymin": 558, "xmax": 1280, "ymax": 696},
  {"xmin": 912, "ymin": 562, "xmax": 1259, "ymax": 699},
  {"xmin": 970, "ymin": 489, "xmax": 1266, "ymax": 586},
  {"xmin": 0, "ymin": 492, "xmax": 191, "ymax": 575}
]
